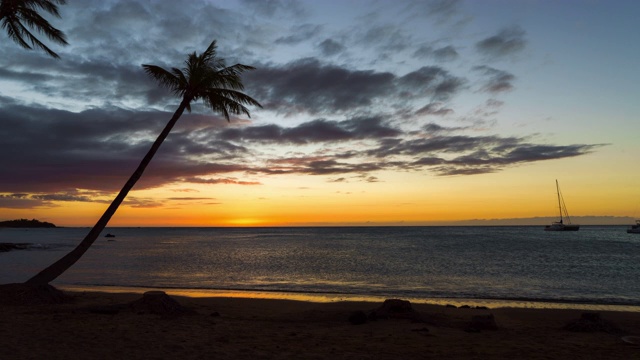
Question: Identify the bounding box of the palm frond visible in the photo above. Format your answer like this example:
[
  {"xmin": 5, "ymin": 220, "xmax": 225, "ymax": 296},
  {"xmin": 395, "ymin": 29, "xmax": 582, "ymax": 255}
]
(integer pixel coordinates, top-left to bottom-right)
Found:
[
  {"xmin": 142, "ymin": 64, "xmax": 183, "ymax": 94},
  {"xmin": 1, "ymin": 0, "xmax": 68, "ymax": 57},
  {"xmin": 144, "ymin": 39, "xmax": 261, "ymax": 120},
  {"xmin": 203, "ymin": 89, "xmax": 262, "ymax": 121},
  {"xmin": 17, "ymin": 20, "xmax": 60, "ymax": 58},
  {"xmin": 2, "ymin": 19, "xmax": 32, "ymax": 49},
  {"xmin": 19, "ymin": 7, "xmax": 67, "ymax": 44}
]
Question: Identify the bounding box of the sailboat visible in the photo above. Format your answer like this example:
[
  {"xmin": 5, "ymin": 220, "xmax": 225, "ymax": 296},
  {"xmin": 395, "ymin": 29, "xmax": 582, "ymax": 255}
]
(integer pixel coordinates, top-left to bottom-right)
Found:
[
  {"xmin": 627, "ymin": 220, "xmax": 640, "ymax": 234},
  {"xmin": 544, "ymin": 180, "xmax": 580, "ymax": 231}
]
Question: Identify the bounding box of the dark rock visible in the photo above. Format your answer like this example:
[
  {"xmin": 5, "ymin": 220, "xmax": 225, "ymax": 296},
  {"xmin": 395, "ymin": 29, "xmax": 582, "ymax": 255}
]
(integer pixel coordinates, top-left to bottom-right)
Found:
[
  {"xmin": 349, "ymin": 310, "xmax": 368, "ymax": 325},
  {"xmin": 369, "ymin": 299, "xmax": 415, "ymax": 320},
  {"xmin": 128, "ymin": 291, "xmax": 195, "ymax": 316},
  {"xmin": 445, "ymin": 304, "xmax": 457, "ymax": 308},
  {"xmin": 460, "ymin": 305, "xmax": 471, "ymax": 309},
  {"xmin": 0, "ymin": 283, "xmax": 68, "ymax": 305},
  {"xmin": 564, "ymin": 312, "xmax": 621, "ymax": 334},
  {"xmin": 466, "ymin": 314, "xmax": 498, "ymax": 332}
]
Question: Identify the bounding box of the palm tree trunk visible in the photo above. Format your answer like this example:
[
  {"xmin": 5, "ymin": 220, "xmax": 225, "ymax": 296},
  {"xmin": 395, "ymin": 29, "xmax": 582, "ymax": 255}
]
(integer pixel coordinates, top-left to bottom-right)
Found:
[{"xmin": 25, "ymin": 99, "xmax": 190, "ymax": 285}]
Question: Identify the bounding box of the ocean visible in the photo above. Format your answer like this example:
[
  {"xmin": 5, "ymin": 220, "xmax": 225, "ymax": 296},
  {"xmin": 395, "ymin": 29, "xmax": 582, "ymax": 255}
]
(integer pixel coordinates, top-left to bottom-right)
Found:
[{"xmin": 1, "ymin": 226, "xmax": 639, "ymax": 307}]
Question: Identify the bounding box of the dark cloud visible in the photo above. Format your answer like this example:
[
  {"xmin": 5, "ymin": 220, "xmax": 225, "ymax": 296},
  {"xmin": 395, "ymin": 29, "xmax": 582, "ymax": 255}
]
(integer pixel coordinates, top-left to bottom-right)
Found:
[
  {"xmin": 473, "ymin": 66, "xmax": 516, "ymax": 93},
  {"xmin": 476, "ymin": 26, "xmax": 527, "ymax": 58},
  {"xmin": 0, "ymin": 194, "xmax": 55, "ymax": 209},
  {"xmin": 0, "ymin": 100, "xmax": 246, "ymax": 195},
  {"xmin": 415, "ymin": 103, "xmax": 454, "ymax": 116},
  {"xmin": 397, "ymin": 66, "xmax": 466, "ymax": 101},
  {"xmin": 318, "ymin": 38, "xmax": 346, "ymax": 56},
  {"xmin": 183, "ymin": 177, "xmax": 262, "ymax": 185},
  {"xmin": 423, "ymin": 122, "xmax": 467, "ymax": 133},
  {"xmin": 413, "ymin": 45, "xmax": 459, "ymax": 62},
  {"xmin": 244, "ymin": 58, "xmax": 396, "ymax": 114},
  {"xmin": 0, "ymin": 94, "xmax": 604, "ymax": 209},
  {"xmin": 218, "ymin": 117, "xmax": 400, "ymax": 144}
]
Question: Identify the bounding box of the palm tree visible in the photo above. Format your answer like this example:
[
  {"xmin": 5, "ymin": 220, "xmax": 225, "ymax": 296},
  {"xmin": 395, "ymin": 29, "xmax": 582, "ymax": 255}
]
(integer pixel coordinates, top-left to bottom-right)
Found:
[
  {"xmin": 26, "ymin": 40, "xmax": 261, "ymax": 285},
  {"xmin": 0, "ymin": 0, "xmax": 68, "ymax": 58}
]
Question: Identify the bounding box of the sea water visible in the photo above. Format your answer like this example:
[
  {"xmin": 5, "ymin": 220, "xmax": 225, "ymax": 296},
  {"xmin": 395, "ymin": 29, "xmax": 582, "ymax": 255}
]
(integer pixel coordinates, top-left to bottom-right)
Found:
[{"xmin": 1, "ymin": 226, "xmax": 639, "ymax": 306}]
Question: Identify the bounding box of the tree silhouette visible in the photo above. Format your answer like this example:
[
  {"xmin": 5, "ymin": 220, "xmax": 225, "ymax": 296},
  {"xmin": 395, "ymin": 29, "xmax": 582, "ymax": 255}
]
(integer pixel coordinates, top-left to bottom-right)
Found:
[
  {"xmin": 0, "ymin": 0, "xmax": 68, "ymax": 58},
  {"xmin": 26, "ymin": 40, "xmax": 261, "ymax": 285}
]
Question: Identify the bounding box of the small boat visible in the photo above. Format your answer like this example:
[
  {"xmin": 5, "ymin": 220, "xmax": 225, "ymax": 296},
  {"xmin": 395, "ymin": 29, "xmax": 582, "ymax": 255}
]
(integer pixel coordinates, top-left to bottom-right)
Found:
[
  {"xmin": 104, "ymin": 233, "xmax": 116, "ymax": 238},
  {"xmin": 545, "ymin": 180, "xmax": 579, "ymax": 231},
  {"xmin": 627, "ymin": 220, "xmax": 640, "ymax": 234}
]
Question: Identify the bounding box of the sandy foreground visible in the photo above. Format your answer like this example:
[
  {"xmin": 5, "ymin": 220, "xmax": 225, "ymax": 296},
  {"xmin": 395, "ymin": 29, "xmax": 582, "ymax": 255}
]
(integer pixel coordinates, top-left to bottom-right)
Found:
[{"xmin": 1, "ymin": 288, "xmax": 640, "ymax": 360}]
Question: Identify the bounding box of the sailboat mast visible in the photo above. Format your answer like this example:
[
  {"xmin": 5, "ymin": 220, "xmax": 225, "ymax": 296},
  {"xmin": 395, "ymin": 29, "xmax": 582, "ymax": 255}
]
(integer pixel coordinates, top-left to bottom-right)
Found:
[{"xmin": 555, "ymin": 179, "xmax": 563, "ymax": 222}]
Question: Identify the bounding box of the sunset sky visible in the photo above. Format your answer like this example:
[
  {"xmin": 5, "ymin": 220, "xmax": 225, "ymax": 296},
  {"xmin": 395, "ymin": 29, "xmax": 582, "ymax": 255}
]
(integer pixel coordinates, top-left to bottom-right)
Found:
[{"xmin": 1, "ymin": 0, "xmax": 639, "ymax": 227}]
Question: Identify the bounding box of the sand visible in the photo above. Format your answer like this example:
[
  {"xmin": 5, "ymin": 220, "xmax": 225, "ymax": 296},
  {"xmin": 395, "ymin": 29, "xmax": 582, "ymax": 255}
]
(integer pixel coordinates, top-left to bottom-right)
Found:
[{"xmin": 1, "ymin": 288, "xmax": 640, "ymax": 359}]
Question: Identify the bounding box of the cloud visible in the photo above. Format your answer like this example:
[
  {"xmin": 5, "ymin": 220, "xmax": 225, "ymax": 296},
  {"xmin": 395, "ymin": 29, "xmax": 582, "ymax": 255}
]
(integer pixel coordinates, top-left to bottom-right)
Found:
[
  {"xmin": 415, "ymin": 103, "xmax": 454, "ymax": 116},
  {"xmin": 240, "ymin": 0, "xmax": 306, "ymax": 17},
  {"xmin": 413, "ymin": 45, "xmax": 459, "ymax": 62},
  {"xmin": 318, "ymin": 38, "xmax": 346, "ymax": 56},
  {"xmin": 244, "ymin": 58, "xmax": 396, "ymax": 114},
  {"xmin": 0, "ymin": 0, "xmax": 608, "ymax": 211},
  {"xmin": 403, "ymin": 0, "xmax": 463, "ymax": 25},
  {"xmin": 476, "ymin": 26, "xmax": 527, "ymax": 58},
  {"xmin": 218, "ymin": 116, "xmax": 400, "ymax": 144},
  {"xmin": 397, "ymin": 66, "xmax": 466, "ymax": 101},
  {"xmin": 473, "ymin": 65, "xmax": 516, "ymax": 93},
  {"xmin": 0, "ymin": 94, "xmax": 604, "ymax": 209},
  {"xmin": 183, "ymin": 177, "xmax": 262, "ymax": 185},
  {"xmin": 275, "ymin": 24, "xmax": 323, "ymax": 45}
]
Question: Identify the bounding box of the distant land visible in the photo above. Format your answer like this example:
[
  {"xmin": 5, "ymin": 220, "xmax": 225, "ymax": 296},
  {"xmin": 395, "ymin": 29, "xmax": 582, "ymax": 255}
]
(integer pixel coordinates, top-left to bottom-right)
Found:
[
  {"xmin": 285, "ymin": 216, "xmax": 638, "ymax": 227},
  {"xmin": 0, "ymin": 219, "xmax": 57, "ymax": 228},
  {"xmin": 446, "ymin": 216, "xmax": 636, "ymax": 226}
]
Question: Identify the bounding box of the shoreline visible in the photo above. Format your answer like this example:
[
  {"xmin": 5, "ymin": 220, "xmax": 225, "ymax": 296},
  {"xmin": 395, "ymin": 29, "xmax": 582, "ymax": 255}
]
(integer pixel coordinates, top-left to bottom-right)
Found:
[
  {"xmin": 59, "ymin": 284, "xmax": 640, "ymax": 313},
  {"xmin": 3, "ymin": 286, "xmax": 640, "ymax": 359}
]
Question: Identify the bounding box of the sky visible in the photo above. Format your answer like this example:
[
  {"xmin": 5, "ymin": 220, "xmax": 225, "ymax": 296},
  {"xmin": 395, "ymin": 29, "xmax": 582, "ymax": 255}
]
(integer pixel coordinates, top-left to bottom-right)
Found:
[{"xmin": 1, "ymin": 0, "xmax": 639, "ymax": 227}]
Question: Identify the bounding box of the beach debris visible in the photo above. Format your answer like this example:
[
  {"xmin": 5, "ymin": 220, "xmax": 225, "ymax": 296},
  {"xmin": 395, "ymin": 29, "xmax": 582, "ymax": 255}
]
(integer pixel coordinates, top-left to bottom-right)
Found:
[
  {"xmin": 0, "ymin": 243, "xmax": 32, "ymax": 252},
  {"xmin": 465, "ymin": 314, "xmax": 498, "ymax": 332},
  {"xmin": 348, "ymin": 310, "xmax": 368, "ymax": 325},
  {"xmin": 0, "ymin": 283, "xmax": 68, "ymax": 305},
  {"xmin": 369, "ymin": 299, "xmax": 417, "ymax": 320},
  {"xmin": 563, "ymin": 312, "xmax": 621, "ymax": 334},
  {"xmin": 128, "ymin": 291, "xmax": 195, "ymax": 316}
]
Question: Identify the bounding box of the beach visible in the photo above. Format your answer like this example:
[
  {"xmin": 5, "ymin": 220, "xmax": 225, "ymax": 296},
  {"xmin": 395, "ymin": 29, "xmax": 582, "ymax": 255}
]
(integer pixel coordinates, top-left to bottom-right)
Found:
[{"xmin": 2, "ymin": 288, "xmax": 640, "ymax": 359}]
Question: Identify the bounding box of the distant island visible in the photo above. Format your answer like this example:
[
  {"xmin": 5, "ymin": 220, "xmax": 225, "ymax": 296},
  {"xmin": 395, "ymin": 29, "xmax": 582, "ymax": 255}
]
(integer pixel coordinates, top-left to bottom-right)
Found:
[{"xmin": 0, "ymin": 219, "xmax": 57, "ymax": 228}]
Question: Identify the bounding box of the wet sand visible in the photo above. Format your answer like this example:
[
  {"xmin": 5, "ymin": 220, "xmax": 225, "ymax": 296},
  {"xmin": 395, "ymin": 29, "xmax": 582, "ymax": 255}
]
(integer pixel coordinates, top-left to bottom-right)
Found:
[{"xmin": 1, "ymin": 289, "xmax": 640, "ymax": 359}]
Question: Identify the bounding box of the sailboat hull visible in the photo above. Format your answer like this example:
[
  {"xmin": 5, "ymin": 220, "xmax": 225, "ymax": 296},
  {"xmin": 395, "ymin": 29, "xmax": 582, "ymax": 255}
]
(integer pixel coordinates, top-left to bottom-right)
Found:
[
  {"xmin": 545, "ymin": 180, "xmax": 579, "ymax": 231},
  {"xmin": 545, "ymin": 224, "xmax": 580, "ymax": 231}
]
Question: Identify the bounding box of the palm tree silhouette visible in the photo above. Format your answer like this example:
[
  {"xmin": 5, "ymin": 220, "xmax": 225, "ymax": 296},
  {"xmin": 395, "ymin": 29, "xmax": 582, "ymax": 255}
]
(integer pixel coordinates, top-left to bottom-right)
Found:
[
  {"xmin": 26, "ymin": 40, "xmax": 261, "ymax": 285},
  {"xmin": 0, "ymin": 0, "xmax": 68, "ymax": 58}
]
